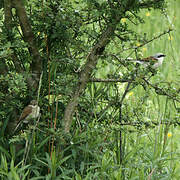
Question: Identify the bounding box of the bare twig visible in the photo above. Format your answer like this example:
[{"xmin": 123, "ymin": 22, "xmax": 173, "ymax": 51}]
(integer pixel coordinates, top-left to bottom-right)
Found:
[
  {"xmin": 143, "ymin": 78, "xmax": 180, "ymax": 103},
  {"xmin": 22, "ymin": 114, "xmax": 41, "ymax": 167},
  {"xmin": 148, "ymin": 168, "xmax": 155, "ymax": 180},
  {"xmin": 120, "ymin": 28, "xmax": 173, "ymax": 52},
  {"xmin": 89, "ymin": 78, "xmax": 133, "ymax": 83},
  {"xmin": 116, "ymin": 120, "xmax": 180, "ymax": 127}
]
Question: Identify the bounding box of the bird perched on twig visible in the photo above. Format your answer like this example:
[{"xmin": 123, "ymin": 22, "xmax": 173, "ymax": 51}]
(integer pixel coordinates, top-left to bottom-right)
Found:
[
  {"xmin": 13, "ymin": 100, "xmax": 40, "ymax": 133},
  {"xmin": 127, "ymin": 53, "xmax": 166, "ymax": 68}
]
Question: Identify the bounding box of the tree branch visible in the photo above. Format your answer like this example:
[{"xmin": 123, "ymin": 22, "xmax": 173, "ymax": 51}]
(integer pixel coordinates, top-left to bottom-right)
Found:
[
  {"xmin": 12, "ymin": 0, "xmax": 43, "ymax": 91},
  {"xmin": 13, "ymin": 0, "xmax": 42, "ymax": 74},
  {"xmin": 143, "ymin": 78, "xmax": 180, "ymax": 103},
  {"xmin": 63, "ymin": 25, "xmax": 117, "ymax": 133},
  {"xmin": 89, "ymin": 78, "xmax": 132, "ymax": 83}
]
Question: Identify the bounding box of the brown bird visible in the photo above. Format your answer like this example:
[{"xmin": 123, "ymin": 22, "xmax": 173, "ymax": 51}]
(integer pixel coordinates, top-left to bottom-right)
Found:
[{"xmin": 13, "ymin": 100, "xmax": 40, "ymax": 133}]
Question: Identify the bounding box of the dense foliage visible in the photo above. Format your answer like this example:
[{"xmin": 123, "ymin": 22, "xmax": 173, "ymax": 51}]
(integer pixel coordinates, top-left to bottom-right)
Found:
[{"xmin": 0, "ymin": 0, "xmax": 180, "ymax": 179}]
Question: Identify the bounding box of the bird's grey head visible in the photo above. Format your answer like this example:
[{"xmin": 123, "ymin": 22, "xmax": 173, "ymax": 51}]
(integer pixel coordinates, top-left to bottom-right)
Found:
[
  {"xmin": 153, "ymin": 53, "xmax": 166, "ymax": 59},
  {"xmin": 30, "ymin": 100, "xmax": 38, "ymax": 105}
]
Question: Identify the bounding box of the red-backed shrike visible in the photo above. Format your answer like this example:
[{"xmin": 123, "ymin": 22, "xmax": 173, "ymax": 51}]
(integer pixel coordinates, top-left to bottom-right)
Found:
[
  {"xmin": 128, "ymin": 53, "xmax": 166, "ymax": 68},
  {"xmin": 13, "ymin": 100, "xmax": 40, "ymax": 133}
]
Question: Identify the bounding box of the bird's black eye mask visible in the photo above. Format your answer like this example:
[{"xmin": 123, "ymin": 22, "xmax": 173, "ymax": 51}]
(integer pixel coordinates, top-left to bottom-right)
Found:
[{"xmin": 157, "ymin": 54, "xmax": 166, "ymax": 58}]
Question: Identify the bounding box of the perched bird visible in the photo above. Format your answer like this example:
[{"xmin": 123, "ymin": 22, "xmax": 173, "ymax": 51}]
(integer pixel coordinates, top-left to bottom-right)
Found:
[
  {"xmin": 13, "ymin": 100, "xmax": 40, "ymax": 133},
  {"xmin": 128, "ymin": 53, "xmax": 166, "ymax": 68}
]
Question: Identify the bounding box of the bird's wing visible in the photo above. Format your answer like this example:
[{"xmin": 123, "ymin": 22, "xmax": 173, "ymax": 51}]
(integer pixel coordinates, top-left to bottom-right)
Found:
[
  {"xmin": 19, "ymin": 105, "xmax": 32, "ymax": 121},
  {"xmin": 139, "ymin": 56, "xmax": 158, "ymax": 62},
  {"xmin": 13, "ymin": 105, "xmax": 32, "ymax": 134},
  {"xmin": 126, "ymin": 56, "xmax": 158, "ymax": 62}
]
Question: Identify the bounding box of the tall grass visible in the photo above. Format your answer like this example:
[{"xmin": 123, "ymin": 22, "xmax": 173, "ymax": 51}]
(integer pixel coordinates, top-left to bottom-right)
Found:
[{"xmin": 126, "ymin": 1, "xmax": 180, "ymax": 178}]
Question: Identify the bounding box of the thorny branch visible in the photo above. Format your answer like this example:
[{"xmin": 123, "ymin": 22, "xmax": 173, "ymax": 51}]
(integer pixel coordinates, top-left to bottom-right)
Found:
[{"xmin": 143, "ymin": 78, "xmax": 180, "ymax": 103}]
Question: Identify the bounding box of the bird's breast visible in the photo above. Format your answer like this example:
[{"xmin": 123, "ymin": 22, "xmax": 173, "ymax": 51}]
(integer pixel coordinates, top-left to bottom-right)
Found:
[{"xmin": 31, "ymin": 106, "xmax": 40, "ymax": 118}]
